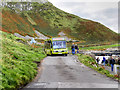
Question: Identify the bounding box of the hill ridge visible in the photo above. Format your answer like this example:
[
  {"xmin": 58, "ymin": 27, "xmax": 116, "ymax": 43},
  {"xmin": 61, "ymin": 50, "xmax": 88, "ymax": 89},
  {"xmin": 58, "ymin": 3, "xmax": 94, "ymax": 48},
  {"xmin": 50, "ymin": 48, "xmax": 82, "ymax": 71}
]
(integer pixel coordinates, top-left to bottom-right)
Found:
[{"xmin": 1, "ymin": 2, "xmax": 119, "ymax": 44}]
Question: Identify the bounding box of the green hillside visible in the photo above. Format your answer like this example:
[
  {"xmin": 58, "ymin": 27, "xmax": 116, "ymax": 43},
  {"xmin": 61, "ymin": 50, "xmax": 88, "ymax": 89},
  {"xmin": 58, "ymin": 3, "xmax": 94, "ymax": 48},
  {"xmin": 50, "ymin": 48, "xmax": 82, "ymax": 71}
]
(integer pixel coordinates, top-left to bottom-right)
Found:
[
  {"xmin": 1, "ymin": 2, "xmax": 119, "ymax": 44},
  {"xmin": 1, "ymin": 31, "xmax": 46, "ymax": 89},
  {"xmin": 2, "ymin": 8, "xmax": 36, "ymax": 37}
]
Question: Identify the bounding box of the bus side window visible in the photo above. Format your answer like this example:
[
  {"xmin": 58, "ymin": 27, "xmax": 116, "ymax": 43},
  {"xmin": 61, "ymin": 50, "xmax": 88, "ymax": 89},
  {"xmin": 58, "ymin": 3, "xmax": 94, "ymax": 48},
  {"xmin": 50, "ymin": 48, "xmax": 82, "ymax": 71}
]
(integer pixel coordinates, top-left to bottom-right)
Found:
[
  {"xmin": 44, "ymin": 41, "xmax": 47, "ymax": 48},
  {"xmin": 45, "ymin": 40, "xmax": 52, "ymax": 49},
  {"xmin": 47, "ymin": 41, "xmax": 51, "ymax": 49},
  {"xmin": 48, "ymin": 40, "xmax": 53, "ymax": 49},
  {"xmin": 46, "ymin": 41, "xmax": 48, "ymax": 49}
]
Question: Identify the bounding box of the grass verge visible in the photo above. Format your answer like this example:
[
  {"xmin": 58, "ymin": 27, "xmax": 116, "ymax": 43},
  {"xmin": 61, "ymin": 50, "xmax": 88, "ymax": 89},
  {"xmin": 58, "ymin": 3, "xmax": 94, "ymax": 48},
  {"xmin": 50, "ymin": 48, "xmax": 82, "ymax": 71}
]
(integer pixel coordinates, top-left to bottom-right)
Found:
[
  {"xmin": 77, "ymin": 54, "xmax": 118, "ymax": 80},
  {"xmin": 78, "ymin": 44, "xmax": 120, "ymax": 50},
  {"xmin": 1, "ymin": 31, "xmax": 46, "ymax": 89}
]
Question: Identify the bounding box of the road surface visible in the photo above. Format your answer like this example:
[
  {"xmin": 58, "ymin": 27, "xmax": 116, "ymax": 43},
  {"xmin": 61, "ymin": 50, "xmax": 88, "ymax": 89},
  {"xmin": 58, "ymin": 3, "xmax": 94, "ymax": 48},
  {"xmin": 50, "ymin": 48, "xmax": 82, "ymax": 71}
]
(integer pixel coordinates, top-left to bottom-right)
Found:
[{"xmin": 24, "ymin": 55, "xmax": 118, "ymax": 88}]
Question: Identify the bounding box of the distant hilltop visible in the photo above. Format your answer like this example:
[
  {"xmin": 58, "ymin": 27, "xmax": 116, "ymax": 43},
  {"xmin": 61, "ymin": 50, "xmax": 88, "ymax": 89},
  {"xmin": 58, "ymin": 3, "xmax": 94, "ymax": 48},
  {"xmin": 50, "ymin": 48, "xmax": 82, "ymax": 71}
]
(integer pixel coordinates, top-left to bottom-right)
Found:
[{"xmin": 1, "ymin": 1, "xmax": 119, "ymax": 44}]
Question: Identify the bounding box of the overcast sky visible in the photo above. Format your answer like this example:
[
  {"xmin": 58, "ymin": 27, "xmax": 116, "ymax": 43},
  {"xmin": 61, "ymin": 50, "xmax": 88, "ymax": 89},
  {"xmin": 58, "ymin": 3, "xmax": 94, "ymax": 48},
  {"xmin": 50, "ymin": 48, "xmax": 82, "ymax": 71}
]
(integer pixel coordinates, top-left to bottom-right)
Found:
[{"xmin": 48, "ymin": 0, "xmax": 119, "ymax": 33}]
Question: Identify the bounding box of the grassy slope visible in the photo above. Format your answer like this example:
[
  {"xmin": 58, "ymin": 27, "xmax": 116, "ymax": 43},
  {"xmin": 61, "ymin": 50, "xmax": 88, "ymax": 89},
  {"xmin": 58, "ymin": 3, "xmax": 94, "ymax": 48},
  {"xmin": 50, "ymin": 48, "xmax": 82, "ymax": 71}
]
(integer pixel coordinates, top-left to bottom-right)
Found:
[
  {"xmin": 33, "ymin": 2, "xmax": 118, "ymax": 43},
  {"xmin": 77, "ymin": 54, "xmax": 118, "ymax": 79},
  {"xmin": 1, "ymin": 2, "xmax": 119, "ymax": 44},
  {"xmin": 78, "ymin": 44, "xmax": 120, "ymax": 50},
  {"xmin": 2, "ymin": 8, "xmax": 36, "ymax": 37},
  {"xmin": 28, "ymin": 12, "xmax": 59, "ymax": 37},
  {"xmin": 1, "ymin": 31, "xmax": 46, "ymax": 89}
]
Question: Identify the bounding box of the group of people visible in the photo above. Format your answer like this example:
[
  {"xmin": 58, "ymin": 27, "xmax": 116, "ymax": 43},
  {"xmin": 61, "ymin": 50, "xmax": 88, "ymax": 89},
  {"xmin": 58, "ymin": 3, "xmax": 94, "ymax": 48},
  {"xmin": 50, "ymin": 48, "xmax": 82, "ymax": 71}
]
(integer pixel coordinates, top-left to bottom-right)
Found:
[
  {"xmin": 96, "ymin": 56, "xmax": 120, "ymax": 72},
  {"xmin": 71, "ymin": 43, "xmax": 79, "ymax": 55},
  {"xmin": 71, "ymin": 43, "xmax": 120, "ymax": 72}
]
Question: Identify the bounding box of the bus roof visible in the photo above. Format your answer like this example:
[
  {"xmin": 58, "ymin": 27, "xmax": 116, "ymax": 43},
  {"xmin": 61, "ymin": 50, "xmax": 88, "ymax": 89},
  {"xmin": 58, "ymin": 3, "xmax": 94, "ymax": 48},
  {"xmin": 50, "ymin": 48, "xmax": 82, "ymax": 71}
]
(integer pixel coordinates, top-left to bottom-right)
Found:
[
  {"xmin": 45, "ymin": 37, "xmax": 66, "ymax": 41},
  {"xmin": 52, "ymin": 37, "xmax": 65, "ymax": 41}
]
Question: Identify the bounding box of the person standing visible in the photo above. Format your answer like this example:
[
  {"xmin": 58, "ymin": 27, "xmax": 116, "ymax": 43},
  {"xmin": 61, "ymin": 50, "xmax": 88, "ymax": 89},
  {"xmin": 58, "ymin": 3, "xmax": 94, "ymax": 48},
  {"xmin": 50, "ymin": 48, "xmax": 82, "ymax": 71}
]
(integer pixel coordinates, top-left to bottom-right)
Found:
[
  {"xmin": 71, "ymin": 43, "xmax": 75, "ymax": 55},
  {"xmin": 75, "ymin": 44, "xmax": 79, "ymax": 53},
  {"xmin": 96, "ymin": 57, "xmax": 100, "ymax": 64},
  {"xmin": 30, "ymin": 38, "xmax": 36, "ymax": 48},
  {"xmin": 118, "ymin": 57, "xmax": 120, "ymax": 79},
  {"xmin": 102, "ymin": 57, "xmax": 106, "ymax": 66},
  {"xmin": 110, "ymin": 57, "xmax": 115, "ymax": 72},
  {"xmin": 118, "ymin": 57, "xmax": 120, "ymax": 65}
]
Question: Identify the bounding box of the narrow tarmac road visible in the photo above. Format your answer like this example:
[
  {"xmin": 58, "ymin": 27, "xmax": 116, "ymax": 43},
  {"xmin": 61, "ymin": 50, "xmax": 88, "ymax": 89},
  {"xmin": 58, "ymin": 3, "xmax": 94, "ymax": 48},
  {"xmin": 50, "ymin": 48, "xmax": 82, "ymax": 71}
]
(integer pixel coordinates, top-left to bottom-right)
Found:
[{"xmin": 24, "ymin": 55, "xmax": 118, "ymax": 88}]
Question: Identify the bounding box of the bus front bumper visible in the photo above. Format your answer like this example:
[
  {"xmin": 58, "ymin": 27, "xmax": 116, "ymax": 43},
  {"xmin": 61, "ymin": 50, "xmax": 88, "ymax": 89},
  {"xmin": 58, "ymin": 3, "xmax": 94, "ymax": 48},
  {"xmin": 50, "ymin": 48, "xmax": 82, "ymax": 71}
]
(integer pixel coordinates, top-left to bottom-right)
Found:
[{"xmin": 52, "ymin": 52, "xmax": 68, "ymax": 55}]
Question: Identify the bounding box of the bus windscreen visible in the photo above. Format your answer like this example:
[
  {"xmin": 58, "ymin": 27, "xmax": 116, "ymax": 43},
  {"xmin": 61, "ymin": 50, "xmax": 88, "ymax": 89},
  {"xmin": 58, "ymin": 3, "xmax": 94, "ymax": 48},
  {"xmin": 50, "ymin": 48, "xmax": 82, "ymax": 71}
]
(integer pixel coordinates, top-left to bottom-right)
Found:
[{"xmin": 52, "ymin": 41, "xmax": 66, "ymax": 49}]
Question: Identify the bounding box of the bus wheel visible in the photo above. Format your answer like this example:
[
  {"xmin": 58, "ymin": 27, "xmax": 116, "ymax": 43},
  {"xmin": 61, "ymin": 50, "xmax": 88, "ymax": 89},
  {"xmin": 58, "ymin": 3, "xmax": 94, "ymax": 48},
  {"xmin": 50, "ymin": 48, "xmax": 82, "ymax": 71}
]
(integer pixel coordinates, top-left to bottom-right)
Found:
[{"xmin": 65, "ymin": 54, "xmax": 67, "ymax": 56}]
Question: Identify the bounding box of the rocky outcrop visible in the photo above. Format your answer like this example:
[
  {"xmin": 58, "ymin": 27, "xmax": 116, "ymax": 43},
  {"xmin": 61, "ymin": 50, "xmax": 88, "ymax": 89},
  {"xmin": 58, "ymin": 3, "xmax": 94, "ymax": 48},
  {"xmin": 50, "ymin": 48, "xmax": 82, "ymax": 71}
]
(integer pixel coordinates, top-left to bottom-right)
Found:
[
  {"xmin": 34, "ymin": 30, "xmax": 49, "ymax": 40},
  {"xmin": 14, "ymin": 30, "xmax": 49, "ymax": 40},
  {"xmin": 58, "ymin": 31, "xmax": 71, "ymax": 41}
]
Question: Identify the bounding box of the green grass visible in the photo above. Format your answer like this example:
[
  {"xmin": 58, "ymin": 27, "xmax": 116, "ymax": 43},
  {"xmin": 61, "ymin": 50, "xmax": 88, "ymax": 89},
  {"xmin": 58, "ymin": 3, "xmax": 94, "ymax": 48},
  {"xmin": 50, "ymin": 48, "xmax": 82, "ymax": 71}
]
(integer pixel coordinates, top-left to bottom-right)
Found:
[
  {"xmin": 77, "ymin": 54, "xmax": 118, "ymax": 79},
  {"xmin": 2, "ymin": 8, "xmax": 36, "ymax": 37},
  {"xmin": 31, "ymin": 2, "xmax": 119, "ymax": 42},
  {"xmin": 24, "ymin": 13, "xmax": 37, "ymax": 25},
  {"xmin": 1, "ymin": 31, "xmax": 46, "ymax": 89},
  {"xmin": 78, "ymin": 44, "xmax": 120, "ymax": 50},
  {"xmin": 67, "ymin": 43, "xmax": 119, "ymax": 51}
]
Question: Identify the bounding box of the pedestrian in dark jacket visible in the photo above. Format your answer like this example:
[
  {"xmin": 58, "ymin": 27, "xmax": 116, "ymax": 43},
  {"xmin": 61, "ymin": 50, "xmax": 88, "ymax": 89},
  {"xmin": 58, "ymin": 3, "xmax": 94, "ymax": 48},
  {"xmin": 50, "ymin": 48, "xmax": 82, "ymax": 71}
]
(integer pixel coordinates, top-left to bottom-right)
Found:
[
  {"xmin": 118, "ymin": 57, "xmax": 120, "ymax": 65},
  {"xmin": 75, "ymin": 44, "xmax": 79, "ymax": 53},
  {"xmin": 71, "ymin": 43, "xmax": 75, "ymax": 55},
  {"xmin": 118, "ymin": 57, "xmax": 120, "ymax": 75},
  {"xmin": 96, "ymin": 57, "xmax": 100, "ymax": 64},
  {"xmin": 110, "ymin": 57, "xmax": 115, "ymax": 71}
]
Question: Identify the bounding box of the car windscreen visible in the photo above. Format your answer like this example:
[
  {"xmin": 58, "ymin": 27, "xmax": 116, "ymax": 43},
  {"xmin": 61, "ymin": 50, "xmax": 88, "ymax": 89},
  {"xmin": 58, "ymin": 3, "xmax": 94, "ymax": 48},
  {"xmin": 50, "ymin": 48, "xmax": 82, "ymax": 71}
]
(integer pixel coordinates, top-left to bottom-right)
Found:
[{"xmin": 52, "ymin": 41, "xmax": 66, "ymax": 49}]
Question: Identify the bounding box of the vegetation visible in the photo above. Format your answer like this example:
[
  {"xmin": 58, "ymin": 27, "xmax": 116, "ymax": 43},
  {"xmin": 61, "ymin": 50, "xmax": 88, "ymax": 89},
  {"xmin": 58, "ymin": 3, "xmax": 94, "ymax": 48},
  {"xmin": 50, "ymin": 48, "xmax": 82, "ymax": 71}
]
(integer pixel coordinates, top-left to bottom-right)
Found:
[
  {"xmin": 78, "ymin": 44, "xmax": 120, "ymax": 50},
  {"xmin": 1, "ymin": 31, "xmax": 46, "ymax": 89},
  {"xmin": 67, "ymin": 43, "xmax": 119, "ymax": 51},
  {"xmin": 1, "ymin": 2, "xmax": 119, "ymax": 44},
  {"xmin": 77, "ymin": 54, "xmax": 118, "ymax": 80},
  {"xmin": 2, "ymin": 8, "xmax": 36, "ymax": 37},
  {"xmin": 1, "ymin": 1, "xmax": 119, "ymax": 89}
]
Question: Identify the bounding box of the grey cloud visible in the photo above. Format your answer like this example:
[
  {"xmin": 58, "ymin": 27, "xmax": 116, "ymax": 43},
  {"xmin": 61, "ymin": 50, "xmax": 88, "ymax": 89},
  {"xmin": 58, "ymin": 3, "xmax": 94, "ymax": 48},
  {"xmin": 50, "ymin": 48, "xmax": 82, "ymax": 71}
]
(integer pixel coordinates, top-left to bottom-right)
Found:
[
  {"xmin": 52, "ymin": 1, "xmax": 118, "ymax": 33},
  {"xmin": 73, "ymin": 5, "xmax": 118, "ymax": 33},
  {"xmin": 103, "ymin": 8, "xmax": 118, "ymax": 18}
]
